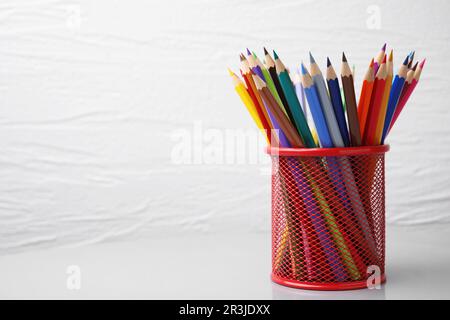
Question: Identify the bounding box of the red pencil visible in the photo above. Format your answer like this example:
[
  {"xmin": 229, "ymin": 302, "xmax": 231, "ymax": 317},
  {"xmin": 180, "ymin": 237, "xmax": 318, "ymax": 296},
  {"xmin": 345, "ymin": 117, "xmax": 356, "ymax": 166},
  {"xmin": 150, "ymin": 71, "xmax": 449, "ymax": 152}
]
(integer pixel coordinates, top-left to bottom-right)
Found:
[
  {"xmin": 389, "ymin": 59, "xmax": 425, "ymax": 132},
  {"xmin": 239, "ymin": 54, "xmax": 273, "ymax": 142},
  {"xmin": 363, "ymin": 55, "xmax": 388, "ymax": 145}
]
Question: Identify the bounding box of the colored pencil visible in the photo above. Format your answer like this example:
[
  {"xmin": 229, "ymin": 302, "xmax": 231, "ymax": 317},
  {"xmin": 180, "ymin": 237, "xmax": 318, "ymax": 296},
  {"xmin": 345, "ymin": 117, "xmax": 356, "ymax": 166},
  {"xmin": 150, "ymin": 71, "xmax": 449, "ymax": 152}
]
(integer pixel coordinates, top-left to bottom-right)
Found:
[
  {"xmin": 341, "ymin": 53, "xmax": 362, "ymax": 146},
  {"xmin": 309, "ymin": 55, "xmax": 375, "ymax": 269},
  {"xmin": 363, "ymin": 55, "xmax": 388, "ymax": 145},
  {"xmin": 239, "ymin": 56, "xmax": 273, "ymax": 142},
  {"xmin": 246, "ymin": 49, "xmax": 265, "ymax": 80},
  {"xmin": 275, "ymin": 53, "xmax": 316, "ymax": 148},
  {"xmin": 258, "ymin": 48, "xmax": 288, "ymax": 117},
  {"xmin": 381, "ymin": 54, "xmax": 409, "ymax": 143},
  {"xmin": 241, "ymin": 54, "xmax": 289, "ymax": 147},
  {"xmin": 373, "ymin": 43, "xmax": 386, "ymax": 75},
  {"xmin": 326, "ymin": 57, "xmax": 350, "ymax": 147},
  {"xmin": 256, "ymin": 52, "xmax": 291, "ymax": 120},
  {"xmin": 374, "ymin": 49, "xmax": 394, "ymax": 144},
  {"xmin": 287, "ymin": 157, "xmax": 351, "ymax": 280},
  {"xmin": 228, "ymin": 69, "xmax": 264, "ymax": 134},
  {"xmin": 293, "ymin": 71, "xmax": 308, "ymax": 119},
  {"xmin": 264, "ymin": 49, "xmax": 294, "ymax": 123},
  {"xmin": 310, "ymin": 56, "xmax": 378, "ymax": 266},
  {"xmin": 300, "ymin": 63, "xmax": 333, "ymax": 148},
  {"xmin": 357, "ymin": 58, "xmax": 375, "ymax": 136},
  {"xmin": 407, "ymin": 51, "xmax": 415, "ymax": 69},
  {"xmin": 253, "ymin": 74, "xmax": 304, "ymax": 148},
  {"xmin": 389, "ymin": 59, "xmax": 425, "ymax": 132},
  {"xmin": 319, "ymin": 55, "xmax": 378, "ymax": 258},
  {"xmin": 309, "ymin": 52, "xmax": 345, "ymax": 147}
]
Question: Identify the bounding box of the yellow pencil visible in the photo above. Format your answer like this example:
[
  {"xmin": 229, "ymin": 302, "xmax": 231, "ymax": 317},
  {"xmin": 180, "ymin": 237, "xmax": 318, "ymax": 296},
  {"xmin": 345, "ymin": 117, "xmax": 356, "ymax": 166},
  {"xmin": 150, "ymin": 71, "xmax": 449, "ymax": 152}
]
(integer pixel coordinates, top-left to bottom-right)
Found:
[
  {"xmin": 228, "ymin": 69, "xmax": 267, "ymax": 139},
  {"xmin": 374, "ymin": 50, "xmax": 393, "ymax": 144}
]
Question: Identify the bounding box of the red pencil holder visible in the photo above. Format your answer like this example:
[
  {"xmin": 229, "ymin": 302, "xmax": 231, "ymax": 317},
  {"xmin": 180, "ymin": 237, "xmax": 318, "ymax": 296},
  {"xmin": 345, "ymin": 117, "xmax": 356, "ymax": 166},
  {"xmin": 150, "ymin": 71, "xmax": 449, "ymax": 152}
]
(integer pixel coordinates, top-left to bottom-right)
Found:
[{"xmin": 267, "ymin": 145, "xmax": 389, "ymax": 290}]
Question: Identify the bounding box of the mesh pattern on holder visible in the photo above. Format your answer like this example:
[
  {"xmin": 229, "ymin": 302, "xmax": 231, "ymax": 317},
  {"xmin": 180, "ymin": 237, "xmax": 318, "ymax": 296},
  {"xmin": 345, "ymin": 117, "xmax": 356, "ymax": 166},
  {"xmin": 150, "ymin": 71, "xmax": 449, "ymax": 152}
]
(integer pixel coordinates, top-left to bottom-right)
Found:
[{"xmin": 270, "ymin": 148, "xmax": 386, "ymax": 288}]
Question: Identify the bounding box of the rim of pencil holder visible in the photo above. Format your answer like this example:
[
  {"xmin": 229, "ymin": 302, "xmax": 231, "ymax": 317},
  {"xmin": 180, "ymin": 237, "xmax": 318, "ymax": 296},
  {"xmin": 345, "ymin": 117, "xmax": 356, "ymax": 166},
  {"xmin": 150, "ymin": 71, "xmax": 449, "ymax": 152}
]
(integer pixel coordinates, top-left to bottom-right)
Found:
[{"xmin": 265, "ymin": 144, "xmax": 390, "ymax": 157}]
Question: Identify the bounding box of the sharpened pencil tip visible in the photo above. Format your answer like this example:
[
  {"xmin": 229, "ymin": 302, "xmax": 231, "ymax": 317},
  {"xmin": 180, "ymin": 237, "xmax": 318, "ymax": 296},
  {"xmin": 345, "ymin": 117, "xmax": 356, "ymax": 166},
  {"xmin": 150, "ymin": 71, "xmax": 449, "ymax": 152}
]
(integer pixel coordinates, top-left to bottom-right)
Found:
[
  {"xmin": 412, "ymin": 61, "xmax": 419, "ymax": 71},
  {"xmin": 273, "ymin": 50, "xmax": 279, "ymax": 60},
  {"xmin": 420, "ymin": 58, "xmax": 426, "ymax": 69},
  {"xmin": 252, "ymin": 51, "xmax": 257, "ymax": 58},
  {"xmin": 402, "ymin": 55, "xmax": 409, "ymax": 65},
  {"xmin": 239, "ymin": 54, "xmax": 245, "ymax": 61},
  {"xmin": 309, "ymin": 52, "xmax": 316, "ymax": 64},
  {"xmin": 388, "ymin": 49, "xmax": 393, "ymax": 61},
  {"xmin": 342, "ymin": 52, "xmax": 347, "ymax": 62},
  {"xmin": 382, "ymin": 43, "xmax": 387, "ymax": 51},
  {"xmin": 300, "ymin": 63, "xmax": 308, "ymax": 75},
  {"xmin": 407, "ymin": 59, "xmax": 413, "ymax": 68},
  {"xmin": 409, "ymin": 51, "xmax": 415, "ymax": 61},
  {"xmin": 263, "ymin": 47, "xmax": 269, "ymax": 56},
  {"xmin": 326, "ymin": 57, "xmax": 331, "ymax": 67},
  {"xmin": 227, "ymin": 68, "xmax": 235, "ymax": 76},
  {"xmin": 369, "ymin": 58, "xmax": 374, "ymax": 67},
  {"xmin": 246, "ymin": 48, "xmax": 251, "ymax": 56}
]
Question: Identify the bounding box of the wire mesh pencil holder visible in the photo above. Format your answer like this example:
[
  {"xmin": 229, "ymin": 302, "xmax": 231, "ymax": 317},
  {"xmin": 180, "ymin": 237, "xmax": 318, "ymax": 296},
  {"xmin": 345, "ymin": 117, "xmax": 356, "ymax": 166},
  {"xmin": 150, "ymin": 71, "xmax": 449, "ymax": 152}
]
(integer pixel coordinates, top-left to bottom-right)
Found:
[{"xmin": 267, "ymin": 145, "xmax": 389, "ymax": 290}]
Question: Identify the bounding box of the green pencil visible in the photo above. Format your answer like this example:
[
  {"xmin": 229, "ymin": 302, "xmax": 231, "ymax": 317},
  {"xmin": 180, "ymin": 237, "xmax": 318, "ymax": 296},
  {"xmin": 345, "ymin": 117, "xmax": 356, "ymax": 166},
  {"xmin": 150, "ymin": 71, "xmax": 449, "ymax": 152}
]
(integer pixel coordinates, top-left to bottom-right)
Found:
[
  {"xmin": 274, "ymin": 51, "xmax": 316, "ymax": 148},
  {"xmin": 254, "ymin": 50, "xmax": 289, "ymax": 117}
]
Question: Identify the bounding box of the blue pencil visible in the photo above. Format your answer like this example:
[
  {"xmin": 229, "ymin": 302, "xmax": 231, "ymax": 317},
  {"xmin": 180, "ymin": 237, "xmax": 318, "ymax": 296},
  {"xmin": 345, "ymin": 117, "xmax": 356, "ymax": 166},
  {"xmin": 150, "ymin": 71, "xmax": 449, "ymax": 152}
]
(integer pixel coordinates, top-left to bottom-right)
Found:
[
  {"xmin": 306, "ymin": 58, "xmax": 377, "ymax": 257},
  {"xmin": 300, "ymin": 63, "xmax": 333, "ymax": 148},
  {"xmin": 381, "ymin": 55, "xmax": 409, "ymax": 143},
  {"xmin": 309, "ymin": 53, "xmax": 345, "ymax": 148},
  {"xmin": 326, "ymin": 57, "xmax": 350, "ymax": 147}
]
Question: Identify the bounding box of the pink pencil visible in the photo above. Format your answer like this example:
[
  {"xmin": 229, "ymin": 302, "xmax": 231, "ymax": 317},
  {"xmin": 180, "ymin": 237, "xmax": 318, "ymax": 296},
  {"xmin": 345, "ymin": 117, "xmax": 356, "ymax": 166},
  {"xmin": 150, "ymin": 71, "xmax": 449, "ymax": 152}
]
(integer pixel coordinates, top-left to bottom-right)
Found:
[{"xmin": 373, "ymin": 43, "xmax": 387, "ymax": 75}]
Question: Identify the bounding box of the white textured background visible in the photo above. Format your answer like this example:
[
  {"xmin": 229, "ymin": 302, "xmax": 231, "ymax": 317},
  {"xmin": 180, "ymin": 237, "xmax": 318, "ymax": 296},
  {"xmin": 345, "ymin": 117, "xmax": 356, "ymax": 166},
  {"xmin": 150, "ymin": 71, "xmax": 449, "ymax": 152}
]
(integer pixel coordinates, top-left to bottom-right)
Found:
[{"xmin": 1, "ymin": 0, "xmax": 449, "ymax": 254}]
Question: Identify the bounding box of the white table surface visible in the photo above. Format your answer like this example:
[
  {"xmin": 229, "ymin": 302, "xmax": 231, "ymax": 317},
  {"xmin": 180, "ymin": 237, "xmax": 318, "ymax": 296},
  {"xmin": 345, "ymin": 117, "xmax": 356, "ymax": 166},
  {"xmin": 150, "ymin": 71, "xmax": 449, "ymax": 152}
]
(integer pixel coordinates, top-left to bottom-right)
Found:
[{"xmin": 0, "ymin": 225, "xmax": 449, "ymax": 299}]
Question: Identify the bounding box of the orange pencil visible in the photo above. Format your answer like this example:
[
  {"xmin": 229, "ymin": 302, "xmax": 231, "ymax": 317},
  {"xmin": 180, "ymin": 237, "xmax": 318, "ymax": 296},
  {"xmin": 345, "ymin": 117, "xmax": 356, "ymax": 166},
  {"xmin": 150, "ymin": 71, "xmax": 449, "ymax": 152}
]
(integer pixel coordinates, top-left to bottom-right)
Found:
[
  {"xmin": 357, "ymin": 58, "xmax": 375, "ymax": 136},
  {"xmin": 363, "ymin": 55, "xmax": 387, "ymax": 145},
  {"xmin": 374, "ymin": 49, "xmax": 394, "ymax": 144},
  {"xmin": 239, "ymin": 55, "xmax": 273, "ymax": 142}
]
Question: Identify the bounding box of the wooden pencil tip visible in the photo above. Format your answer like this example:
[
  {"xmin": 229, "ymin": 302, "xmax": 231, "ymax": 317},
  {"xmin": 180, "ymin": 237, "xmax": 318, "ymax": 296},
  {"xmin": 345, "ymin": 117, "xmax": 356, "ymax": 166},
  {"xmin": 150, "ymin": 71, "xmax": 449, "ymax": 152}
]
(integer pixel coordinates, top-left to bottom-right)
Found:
[
  {"xmin": 239, "ymin": 54, "xmax": 245, "ymax": 61},
  {"xmin": 342, "ymin": 52, "xmax": 347, "ymax": 62},
  {"xmin": 382, "ymin": 54, "xmax": 387, "ymax": 63},
  {"xmin": 326, "ymin": 57, "xmax": 331, "ymax": 67},
  {"xmin": 246, "ymin": 48, "xmax": 251, "ymax": 56},
  {"xmin": 227, "ymin": 68, "xmax": 235, "ymax": 76},
  {"xmin": 263, "ymin": 47, "xmax": 269, "ymax": 56},
  {"xmin": 409, "ymin": 51, "xmax": 415, "ymax": 61},
  {"xmin": 369, "ymin": 58, "xmax": 374, "ymax": 67},
  {"xmin": 420, "ymin": 58, "xmax": 426, "ymax": 69},
  {"xmin": 382, "ymin": 43, "xmax": 387, "ymax": 51},
  {"xmin": 252, "ymin": 51, "xmax": 257, "ymax": 58},
  {"xmin": 412, "ymin": 61, "xmax": 419, "ymax": 71},
  {"xmin": 309, "ymin": 52, "xmax": 316, "ymax": 64}
]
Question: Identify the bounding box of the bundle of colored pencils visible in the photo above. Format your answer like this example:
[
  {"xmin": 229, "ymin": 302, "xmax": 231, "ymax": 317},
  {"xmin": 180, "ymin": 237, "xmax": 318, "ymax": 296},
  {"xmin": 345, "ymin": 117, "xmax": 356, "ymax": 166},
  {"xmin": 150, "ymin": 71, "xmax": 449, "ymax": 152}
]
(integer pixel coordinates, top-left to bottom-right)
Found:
[
  {"xmin": 229, "ymin": 45, "xmax": 425, "ymax": 281},
  {"xmin": 229, "ymin": 44, "xmax": 425, "ymax": 148}
]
